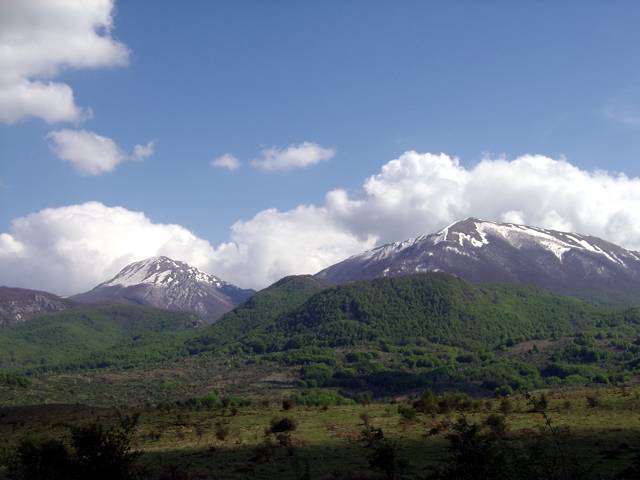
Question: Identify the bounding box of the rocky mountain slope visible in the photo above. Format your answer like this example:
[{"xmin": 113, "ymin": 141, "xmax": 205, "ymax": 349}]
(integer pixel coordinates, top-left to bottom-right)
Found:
[
  {"xmin": 0, "ymin": 287, "xmax": 76, "ymax": 326},
  {"xmin": 316, "ymin": 218, "xmax": 640, "ymax": 300},
  {"xmin": 72, "ymin": 256, "xmax": 254, "ymax": 323}
]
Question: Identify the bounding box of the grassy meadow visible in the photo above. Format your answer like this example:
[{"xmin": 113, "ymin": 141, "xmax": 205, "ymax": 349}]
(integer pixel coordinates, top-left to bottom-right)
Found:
[{"xmin": 2, "ymin": 386, "xmax": 640, "ymax": 479}]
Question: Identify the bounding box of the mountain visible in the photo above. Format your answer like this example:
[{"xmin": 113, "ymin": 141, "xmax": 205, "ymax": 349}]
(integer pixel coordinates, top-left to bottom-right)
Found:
[
  {"xmin": 0, "ymin": 287, "xmax": 76, "ymax": 326},
  {"xmin": 187, "ymin": 274, "xmax": 331, "ymax": 354},
  {"xmin": 191, "ymin": 272, "xmax": 612, "ymax": 354},
  {"xmin": 72, "ymin": 256, "xmax": 254, "ymax": 323},
  {"xmin": 186, "ymin": 272, "xmax": 640, "ymax": 395},
  {"xmin": 316, "ymin": 217, "xmax": 640, "ymax": 302}
]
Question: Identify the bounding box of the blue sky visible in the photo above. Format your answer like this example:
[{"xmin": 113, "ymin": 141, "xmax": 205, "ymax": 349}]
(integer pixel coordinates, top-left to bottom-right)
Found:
[
  {"xmin": 3, "ymin": 1, "xmax": 640, "ymax": 292},
  {"xmin": 3, "ymin": 1, "xmax": 640, "ymax": 242}
]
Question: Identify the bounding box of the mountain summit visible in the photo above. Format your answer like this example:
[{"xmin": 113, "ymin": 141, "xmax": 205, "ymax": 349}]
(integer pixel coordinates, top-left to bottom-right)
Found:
[
  {"xmin": 72, "ymin": 256, "xmax": 254, "ymax": 323},
  {"xmin": 316, "ymin": 217, "xmax": 640, "ymax": 299}
]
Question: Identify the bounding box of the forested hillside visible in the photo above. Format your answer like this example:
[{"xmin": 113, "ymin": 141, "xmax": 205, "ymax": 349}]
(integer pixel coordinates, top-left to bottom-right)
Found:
[{"xmin": 0, "ymin": 305, "xmax": 200, "ymax": 374}]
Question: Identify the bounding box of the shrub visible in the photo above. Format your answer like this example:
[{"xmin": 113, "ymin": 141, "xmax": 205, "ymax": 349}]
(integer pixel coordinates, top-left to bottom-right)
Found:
[
  {"xmin": 529, "ymin": 393, "xmax": 549, "ymax": 412},
  {"xmin": 7, "ymin": 439, "xmax": 72, "ymax": 480},
  {"xmin": 70, "ymin": 414, "xmax": 141, "ymax": 480},
  {"xmin": 360, "ymin": 425, "xmax": 385, "ymax": 447},
  {"xmin": 485, "ymin": 414, "xmax": 507, "ymax": 437},
  {"xmin": 269, "ymin": 417, "xmax": 297, "ymax": 434},
  {"xmin": 413, "ymin": 389, "xmax": 438, "ymax": 414},
  {"xmin": 495, "ymin": 385, "xmax": 513, "ymax": 397},
  {"xmin": 397, "ymin": 405, "xmax": 417, "ymax": 421},
  {"xmin": 8, "ymin": 415, "xmax": 141, "ymax": 480},
  {"xmin": 586, "ymin": 395, "xmax": 599, "ymax": 408},
  {"xmin": 214, "ymin": 421, "xmax": 230, "ymax": 441},
  {"xmin": 499, "ymin": 398, "xmax": 513, "ymax": 415},
  {"xmin": 369, "ymin": 441, "xmax": 407, "ymax": 480}
]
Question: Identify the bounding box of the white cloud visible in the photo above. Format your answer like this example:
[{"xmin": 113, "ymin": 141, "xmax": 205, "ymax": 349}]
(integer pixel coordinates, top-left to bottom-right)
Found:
[
  {"xmin": 251, "ymin": 142, "xmax": 335, "ymax": 172},
  {"xmin": 323, "ymin": 152, "xmax": 640, "ymax": 249},
  {"xmin": 0, "ymin": 0, "xmax": 129, "ymax": 123},
  {"xmin": 5, "ymin": 152, "xmax": 640, "ymax": 292},
  {"xmin": 47, "ymin": 129, "xmax": 124, "ymax": 175},
  {"xmin": 207, "ymin": 206, "xmax": 375, "ymax": 288},
  {"xmin": 47, "ymin": 129, "xmax": 153, "ymax": 175},
  {"xmin": 132, "ymin": 141, "xmax": 155, "ymax": 161},
  {"xmin": 0, "ymin": 202, "xmax": 216, "ymax": 295},
  {"xmin": 0, "ymin": 80, "xmax": 90, "ymax": 124},
  {"xmin": 211, "ymin": 153, "xmax": 241, "ymax": 171},
  {"xmin": 207, "ymin": 152, "xmax": 640, "ymax": 287}
]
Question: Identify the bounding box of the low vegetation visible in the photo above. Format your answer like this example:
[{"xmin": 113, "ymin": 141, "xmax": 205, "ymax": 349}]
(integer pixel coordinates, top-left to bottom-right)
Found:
[{"xmin": 1, "ymin": 387, "xmax": 640, "ymax": 479}]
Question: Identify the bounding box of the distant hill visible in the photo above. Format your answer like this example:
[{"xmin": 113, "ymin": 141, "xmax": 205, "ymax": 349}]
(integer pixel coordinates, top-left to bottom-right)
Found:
[
  {"xmin": 316, "ymin": 218, "xmax": 640, "ymax": 304},
  {"xmin": 187, "ymin": 274, "xmax": 331, "ymax": 353},
  {"xmin": 191, "ymin": 272, "xmax": 617, "ymax": 354},
  {"xmin": 72, "ymin": 256, "xmax": 254, "ymax": 323},
  {"xmin": 0, "ymin": 304, "xmax": 200, "ymax": 373},
  {"xmin": 186, "ymin": 272, "xmax": 640, "ymax": 396},
  {"xmin": 0, "ymin": 287, "xmax": 76, "ymax": 326}
]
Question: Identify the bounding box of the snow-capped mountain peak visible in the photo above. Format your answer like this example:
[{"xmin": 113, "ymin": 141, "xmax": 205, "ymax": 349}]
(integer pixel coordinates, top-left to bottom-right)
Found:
[
  {"xmin": 317, "ymin": 217, "xmax": 640, "ymax": 295},
  {"xmin": 72, "ymin": 256, "xmax": 253, "ymax": 323},
  {"xmin": 101, "ymin": 256, "xmax": 226, "ymax": 289},
  {"xmin": 431, "ymin": 218, "xmax": 636, "ymax": 265}
]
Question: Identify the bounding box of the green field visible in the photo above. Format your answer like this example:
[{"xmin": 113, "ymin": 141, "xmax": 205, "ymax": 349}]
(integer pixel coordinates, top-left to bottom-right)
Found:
[{"xmin": 2, "ymin": 387, "xmax": 640, "ymax": 479}]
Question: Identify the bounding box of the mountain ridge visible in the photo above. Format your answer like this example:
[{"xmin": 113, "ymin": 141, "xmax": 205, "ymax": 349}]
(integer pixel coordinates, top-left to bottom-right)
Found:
[
  {"xmin": 0, "ymin": 287, "xmax": 76, "ymax": 326},
  {"xmin": 316, "ymin": 217, "xmax": 640, "ymax": 302}
]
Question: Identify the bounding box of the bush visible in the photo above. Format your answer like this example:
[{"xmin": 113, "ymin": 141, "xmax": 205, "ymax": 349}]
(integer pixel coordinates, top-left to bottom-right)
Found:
[
  {"xmin": 499, "ymin": 398, "xmax": 513, "ymax": 415},
  {"xmin": 413, "ymin": 389, "xmax": 438, "ymax": 414},
  {"xmin": 494, "ymin": 385, "xmax": 513, "ymax": 397},
  {"xmin": 529, "ymin": 393, "xmax": 549, "ymax": 412},
  {"xmin": 360, "ymin": 425, "xmax": 385, "ymax": 447},
  {"xmin": 586, "ymin": 395, "xmax": 600, "ymax": 408},
  {"xmin": 437, "ymin": 415, "xmax": 505, "ymax": 479},
  {"xmin": 8, "ymin": 415, "xmax": 141, "ymax": 480},
  {"xmin": 7, "ymin": 439, "xmax": 72, "ymax": 480},
  {"xmin": 369, "ymin": 441, "xmax": 407, "ymax": 480},
  {"xmin": 269, "ymin": 417, "xmax": 297, "ymax": 434},
  {"xmin": 70, "ymin": 414, "xmax": 141, "ymax": 479},
  {"xmin": 397, "ymin": 405, "xmax": 417, "ymax": 421},
  {"xmin": 485, "ymin": 414, "xmax": 507, "ymax": 437},
  {"xmin": 214, "ymin": 421, "xmax": 230, "ymax": 441},
  {"xmin": 300, "ymin": 363, "xmax": 333, "ymax": 387}
]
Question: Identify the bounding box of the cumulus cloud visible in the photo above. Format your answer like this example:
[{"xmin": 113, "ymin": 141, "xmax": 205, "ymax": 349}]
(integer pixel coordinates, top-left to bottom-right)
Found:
[
  {"xmin": 251, "ymin": 142, "xmax": 335, "ymax": 172},
  {"xmin": 0, "ymin": 0, "xmax": 129, "ymax": 123},
  {"xmin": 207, "ymin": 206, "xmax": 375, "ymax": 288},
  {"xmin": 132, "ymin": 141, "xmax": 155, "ymax": 161},
  {"xmin": 47, "ymin": 129, "xmax": 125, "ymax": 175},
  {"xmin": 207, "ymin": 152, "xmax": 640, "ymax": 287},
  {"xmin": 5, "ymin": 152, "xmax": 640, "ymax": 292},
  {"xmin": 0, "ymin": 202, "xmax": 215, "ymax": 295},
  {"xmin": 325, "ymin": 152, "xmax": 640, "ymax": 249},
  {"xmin": 47, "ymin": 129, "xmax": 153, "ymax": 175},
  {"xmin": 211, "ymin": 153, "xmax": 241, "ymax": 171}
]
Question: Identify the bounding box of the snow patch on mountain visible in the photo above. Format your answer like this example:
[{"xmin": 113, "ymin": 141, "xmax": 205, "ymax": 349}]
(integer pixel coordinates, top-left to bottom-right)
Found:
[{"xmin": 101, "ymin": 256, "xmax": 226, "ymax": 289}]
